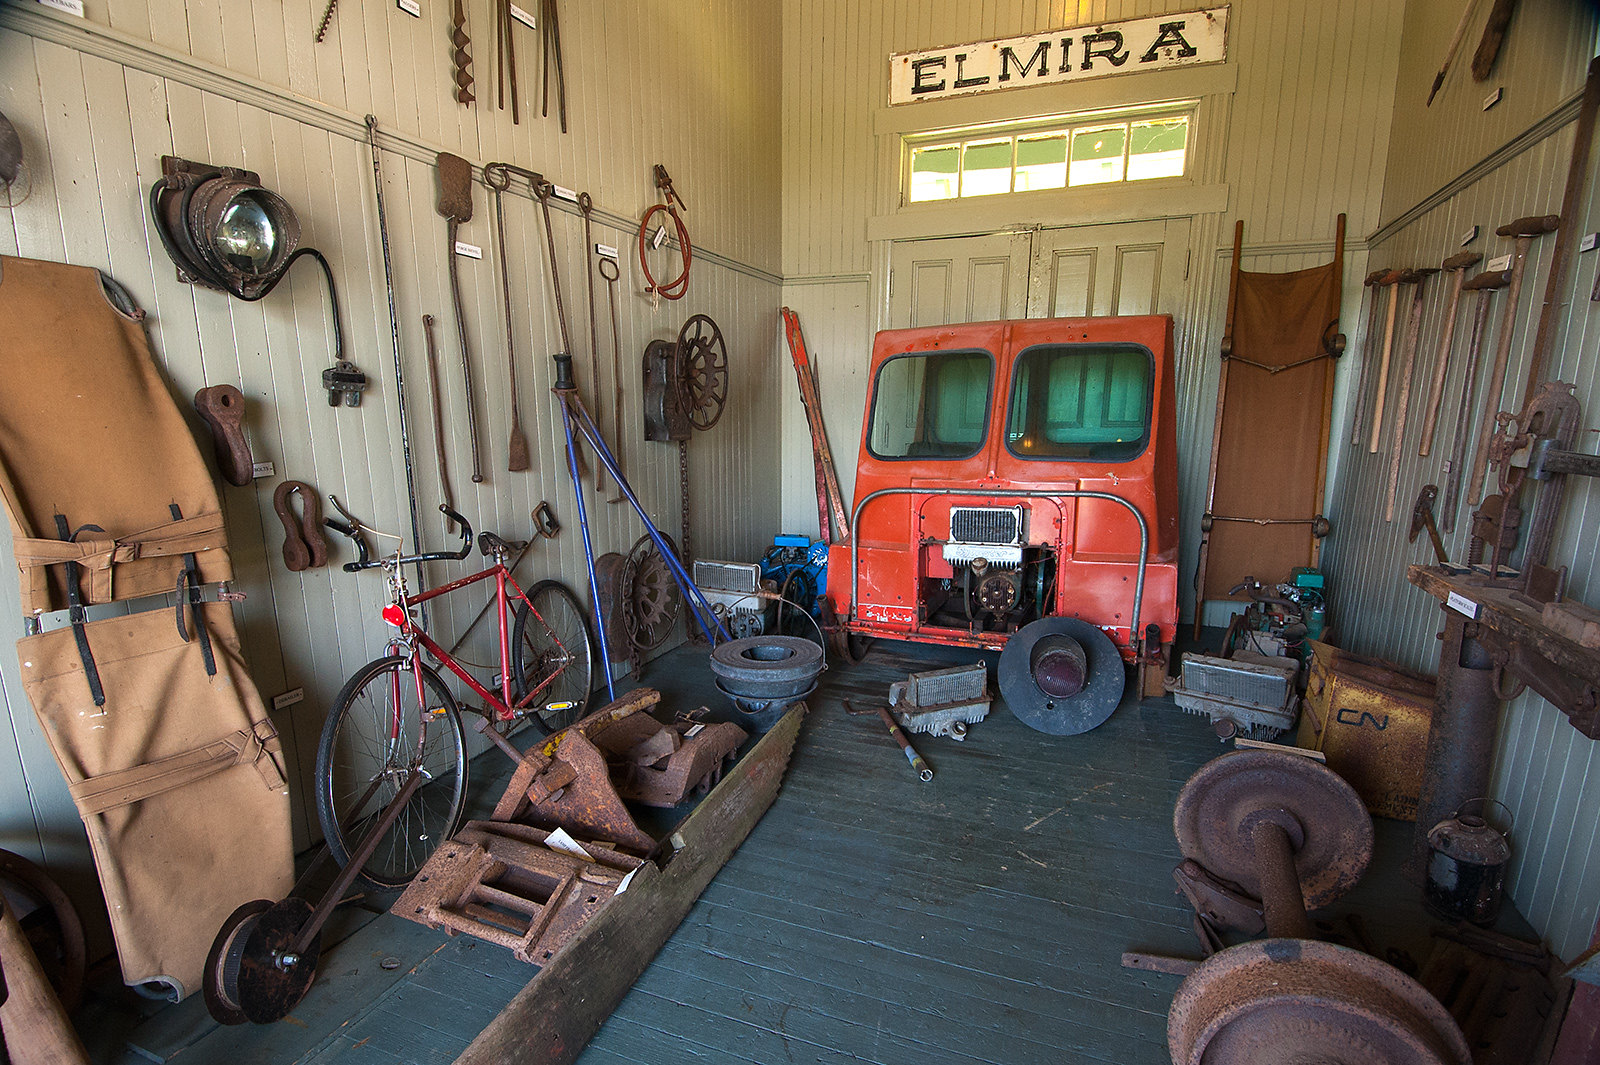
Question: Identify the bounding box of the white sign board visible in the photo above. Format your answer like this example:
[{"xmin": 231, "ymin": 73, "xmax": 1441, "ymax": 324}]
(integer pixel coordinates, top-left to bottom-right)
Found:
[{"xmin": 889, "ymin": 7, "xmax": 1229, "ymax": 105}]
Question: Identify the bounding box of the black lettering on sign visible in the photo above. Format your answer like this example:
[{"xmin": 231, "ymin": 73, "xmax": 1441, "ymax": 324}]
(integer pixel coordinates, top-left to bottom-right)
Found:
[
  {"xmin": 1080, "ymin": 31, "xmax": 1129, "ymax": 70},
  {"xmin": 1058, "ymin": 37, "xmax": 1073, "ymax": 73},
  {"xmin": 1141, "ymin": 21, "xmax": 1199, "ymax": 62},
  {"xmin": 912, "ymin": 56, "xmax": 947, "ymax": 94},
  {"xmin": 953, "ymin": 52, "xmax": 989, "ymax": 89},
  {"xmin": 1336, "ymin": 707, "xmax": 1390, "ymax": 731},
  {"xmin": 999, "ymin": 41, "xmax": 1050, "ymax": 81}
]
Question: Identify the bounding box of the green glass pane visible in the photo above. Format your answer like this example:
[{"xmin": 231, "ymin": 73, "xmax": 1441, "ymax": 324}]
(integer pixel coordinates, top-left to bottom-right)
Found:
[
  {"xmin": 868, "ymin": 351, "xmax": 993, "ymax": 460},
  {"xmin": 1128, "ymin": 117, "xmax": 1189, "ymax": 180},
  {"xmin": 961, "ymin": 138, "xmax": 1013, "ymax": 197},
  {"xmin": 1068, "ymin": 125, "xmax": 1126, "ymax": 186},
  {"xmin": 1005, "ymin": 343, "xmax": 1152, "ymax": 462},
  {"xmin": 908, "ymin": 145, "xmax": 960, "ymax": 202}
]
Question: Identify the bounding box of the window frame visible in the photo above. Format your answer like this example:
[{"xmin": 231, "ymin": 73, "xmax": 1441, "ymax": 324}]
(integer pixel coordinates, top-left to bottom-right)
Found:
[
  {"xmin": 1003, "ymin": 341, "xmax": 1156, "ymax": 464},
  {"xmin": 865, "ymin": 348, "xmax": 997, "ymax": 463}
]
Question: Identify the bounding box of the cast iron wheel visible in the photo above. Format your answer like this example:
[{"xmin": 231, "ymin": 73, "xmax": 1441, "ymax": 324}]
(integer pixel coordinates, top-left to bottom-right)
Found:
[
  {"xmin": 202, "ymin": 897, "xmax": 322, "ymax": 1026},
  {"xmin": 1169, "ymin": 939, "xmax": 1471, "ymax": 1065},
  {"xmin": 0, "ymin": 848, "xmax": 86, "ymax": 1014},
  {"xmin": 622, "ymin": 534, "xmax": 681, "ymax": 651},
  {"xmin": 675, "ymin": 313, "xmax": 729, "ymax": 430},
  {"xmin": 512, "ymin": 579, "xmax": 596, "ymax": 735},
  {"xmin": 315, "ymin": 656, "xmax": 467, "ymax": 891}
]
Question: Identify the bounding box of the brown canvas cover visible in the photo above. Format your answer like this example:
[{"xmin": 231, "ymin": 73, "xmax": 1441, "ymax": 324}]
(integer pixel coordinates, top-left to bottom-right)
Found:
[
  {"xmin": 1201, "ymin": 261, "xmax": 1339, "ymax": 600},
  {"xmin": 0, "ymin": 256, "xmax": 231, "ymax": 615},
  {"xmin": 18, "ymin": 605, "xmax": 292, "ymax": 997}
]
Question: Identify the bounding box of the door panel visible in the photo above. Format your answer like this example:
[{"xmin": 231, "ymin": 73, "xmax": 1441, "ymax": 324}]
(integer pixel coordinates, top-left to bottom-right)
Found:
[
  {"xmin": 1044, "ymin": 248, "xmax": 1096, "ymax": 317},
  {"xmin": 888, "ymin": 233, "xmax": 1031, "ymax": 327},
  {"xmin": 1027, "ymin": 218, "xmax": 1189, "ymax": 318}
]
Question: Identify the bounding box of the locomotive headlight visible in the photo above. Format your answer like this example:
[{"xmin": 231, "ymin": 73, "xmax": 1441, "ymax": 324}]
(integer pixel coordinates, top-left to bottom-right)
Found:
[{"xmin": 149, "ymin": 155, "xmax": 304, "ymax": 300}]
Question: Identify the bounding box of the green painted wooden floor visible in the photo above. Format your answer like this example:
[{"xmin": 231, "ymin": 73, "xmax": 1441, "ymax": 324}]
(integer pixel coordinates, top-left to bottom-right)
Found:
[{"xmin": 89, "ymin": 637, "xmax": 1470, "ymax": 1065}]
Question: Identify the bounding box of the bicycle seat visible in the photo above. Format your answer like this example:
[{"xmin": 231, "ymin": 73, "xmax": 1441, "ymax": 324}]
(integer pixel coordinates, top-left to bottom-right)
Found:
[{"xmin": 478, "ymin": 531, "xmax": 527, "ymax": 558}]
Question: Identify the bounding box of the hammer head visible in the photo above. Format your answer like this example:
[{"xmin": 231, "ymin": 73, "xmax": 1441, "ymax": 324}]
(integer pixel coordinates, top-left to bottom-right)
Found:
[{"xmin": 1408, "ymin": 484, "xmax": 1439, "ymax": 544}]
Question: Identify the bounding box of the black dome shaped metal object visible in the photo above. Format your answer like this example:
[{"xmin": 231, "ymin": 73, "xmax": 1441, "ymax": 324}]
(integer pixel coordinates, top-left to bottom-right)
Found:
[{"xmin": 999, "ymin": 617, "xmax": 1126, "ymax": 736}]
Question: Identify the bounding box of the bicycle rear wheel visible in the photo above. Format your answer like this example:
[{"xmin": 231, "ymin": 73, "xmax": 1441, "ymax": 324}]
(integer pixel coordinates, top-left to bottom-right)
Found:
[
  {"xmin": 512, "ymin": 579, "xmax": 595, "ymax": 735},
  {"xmin": 315, "ymin": 655, "xmax": 467, "ymax": 890}
]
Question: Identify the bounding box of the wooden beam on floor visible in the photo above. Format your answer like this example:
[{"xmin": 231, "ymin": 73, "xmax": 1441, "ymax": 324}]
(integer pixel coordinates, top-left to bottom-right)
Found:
[{"xmin": 453, "ymin": 703, "xmax": 807, "ymax": 1065}]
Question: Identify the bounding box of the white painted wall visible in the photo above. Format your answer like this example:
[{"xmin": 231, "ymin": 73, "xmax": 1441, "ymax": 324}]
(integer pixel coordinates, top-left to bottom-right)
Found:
[
  {"xmin": 1324, "ymin": 0, "xmax": 1600, "ymax": 961},
  {"xmin": 0, "ymin": 0, "xmax": 781, "ymax": 936}
]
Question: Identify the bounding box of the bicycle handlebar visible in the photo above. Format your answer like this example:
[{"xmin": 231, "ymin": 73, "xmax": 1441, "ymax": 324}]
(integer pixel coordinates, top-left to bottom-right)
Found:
[{"xmin": 326, "ymin": 505, "xmax": 474, "ymax": 572}]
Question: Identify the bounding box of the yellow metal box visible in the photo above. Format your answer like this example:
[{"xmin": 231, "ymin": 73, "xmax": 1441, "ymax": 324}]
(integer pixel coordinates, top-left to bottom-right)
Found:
[{"xmin": 1296, "ymin": 640, "xmax": 1435, "ymax": 822}]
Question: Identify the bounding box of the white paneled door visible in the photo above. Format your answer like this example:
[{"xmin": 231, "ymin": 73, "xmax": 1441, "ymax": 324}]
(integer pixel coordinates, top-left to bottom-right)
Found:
[{"xmin": 888, "ymin": 218, "xmax": 1191, "ymax": 327}]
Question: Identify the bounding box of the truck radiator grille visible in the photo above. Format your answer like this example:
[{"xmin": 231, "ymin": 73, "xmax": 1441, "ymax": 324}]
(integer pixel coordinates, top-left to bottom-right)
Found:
[{"xmin": 949, "ymin": 506, "xmax": 1023, "ymax": 546}]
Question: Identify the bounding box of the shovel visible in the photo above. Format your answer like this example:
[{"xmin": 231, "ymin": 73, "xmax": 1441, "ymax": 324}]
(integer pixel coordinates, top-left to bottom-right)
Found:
[{"xmin": 436, "ymin": 152, "xmax": 485, "ymax": 483}]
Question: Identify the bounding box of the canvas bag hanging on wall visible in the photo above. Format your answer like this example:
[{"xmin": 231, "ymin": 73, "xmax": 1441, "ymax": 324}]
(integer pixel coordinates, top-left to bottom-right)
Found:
[{"xmin": 0, "ymin": 255, "xmax": 291, "ymax": 997}]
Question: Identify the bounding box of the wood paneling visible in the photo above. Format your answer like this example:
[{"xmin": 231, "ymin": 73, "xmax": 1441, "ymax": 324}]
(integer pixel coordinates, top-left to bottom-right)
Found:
[{"xmin": 0, "ymin": 0, "xmax": 782, "ymax": 935}]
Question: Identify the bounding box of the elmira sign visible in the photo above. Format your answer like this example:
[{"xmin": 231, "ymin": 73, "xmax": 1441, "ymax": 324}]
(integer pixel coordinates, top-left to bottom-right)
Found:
[{"xmin": 889, "ymin": 8, "xmax": 1229, "ymax": 105}]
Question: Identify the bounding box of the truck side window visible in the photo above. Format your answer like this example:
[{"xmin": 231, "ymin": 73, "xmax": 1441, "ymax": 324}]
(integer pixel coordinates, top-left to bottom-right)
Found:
[
  {"xmin": 1006, "ymin": 343, "xmax": 1153, "ymax": 462},
  {"xmin": 867, "ymin": 350, "xmax": 993, "ymax": 460}
]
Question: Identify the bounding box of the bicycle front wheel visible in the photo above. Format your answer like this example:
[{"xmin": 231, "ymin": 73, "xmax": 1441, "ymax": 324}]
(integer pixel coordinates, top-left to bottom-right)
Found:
[
  {"xmin": 314, "ymin": 655, "xmax": 467, "ymax": 890},
  {"xmin": 512, "ymin": 579, "xmax": 595, "ymax": 735}
]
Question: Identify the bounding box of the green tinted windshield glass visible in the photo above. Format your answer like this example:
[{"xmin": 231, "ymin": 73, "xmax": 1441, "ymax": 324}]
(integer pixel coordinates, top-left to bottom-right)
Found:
[
  {"xmin": 868, "ymin": 350, "xmax": 993, "ymax": 460},
  {"xmin": 1005, "ymin": 343, "xmax": 1153, "ymax": 461}
]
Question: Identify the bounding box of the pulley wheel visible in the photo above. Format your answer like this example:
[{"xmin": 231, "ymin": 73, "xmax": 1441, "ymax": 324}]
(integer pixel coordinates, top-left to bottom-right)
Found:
[
  {"xmin": 998, "ymin": 617, "xmax": 1125, "ymax": 735},
  {"xmin": 675, "ymin": 313, "xmax": 729, "ymax": 431},
  {"xmin": 202, "ymin": 897, "xmax": 321, "ymax": 1025},
  {"xmin": 621, "ymin": 533, "xmax": 680, "ymax": 651},
  {"xmin": 1174, "ymin": 749, "xmax": 1372, "ymax": 911},
  {"xmin": 1169, "ymin": 939, "xmax": 1471, "ymax": 1065}
]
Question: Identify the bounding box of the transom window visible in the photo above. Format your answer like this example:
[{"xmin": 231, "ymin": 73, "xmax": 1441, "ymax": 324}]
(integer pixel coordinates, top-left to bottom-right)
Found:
[{"xmin": 907, "ymin": 110, "xmax": 1191, "ymax": 203}]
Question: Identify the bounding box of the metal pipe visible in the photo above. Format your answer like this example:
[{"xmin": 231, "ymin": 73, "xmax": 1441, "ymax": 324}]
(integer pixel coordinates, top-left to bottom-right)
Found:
[
  {"xmin": 1409, "ymin": 609, "xmax": 1501, "ymax": 880},
  {"xmin": 848, "ymin": 488, "xmax": 1148, "ymax": 647},
  {"xmin": 556, "ymin": 395, "xmax": 616, "ymax": 702},
  {"xmin": 1251, "ymin": 819, "xmax": 1313, "ymax": 940},
  {"xmin": 877, "ymin": 706, "xmax": 933, "ymax": 782}
]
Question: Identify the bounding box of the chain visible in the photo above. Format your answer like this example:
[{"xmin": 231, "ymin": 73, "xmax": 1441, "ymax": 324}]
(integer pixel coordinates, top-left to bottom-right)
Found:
[{"xmin": 679, "ymin": 438, "xmax": 692, "ymax": 570}]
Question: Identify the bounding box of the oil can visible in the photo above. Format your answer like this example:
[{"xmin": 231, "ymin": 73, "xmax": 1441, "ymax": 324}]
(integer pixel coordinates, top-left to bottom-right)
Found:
[{"xmin": 1423, "ymin": 799, "xmax": 1511, "ymax": 926}]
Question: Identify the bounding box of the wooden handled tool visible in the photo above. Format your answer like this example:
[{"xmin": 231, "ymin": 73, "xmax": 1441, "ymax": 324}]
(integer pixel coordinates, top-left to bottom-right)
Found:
[
  {"xmin": 1466, "ymin": 215, "xmax": 1559, "ymax": 506},
  {"xmin": 1349, "ymin": 269, "xmax": 1390, "ymax": 447},
  {"xmin": 1471, "ymin": 0, "xmax": 1518, "ymax": 81},
  {"xmin": 193, "ymin": 384, "xmax": 253, "ymax": 487},
  {"xmin": 1418, "ymin": 251, "xmax": 1482, "ymax": 457},
  {"xmin": 1383, "ymin": 268, "xmax": 1439, "ymax": 521},
  {"xmin": 421, "ymin": 314, "xmax": 456, "ymax": 517},
  {"xmin": 1439, "ymin": 268, "xmax": 1511, "ymax": 533},
  {"xmin": 1427, "ymin": 0, "xmax": 1479, "ymax": 106},
  {"xmin": 487, "ymin": 173, "xmax": 531, "ymax": 473},
  {"xmin": 1367, "ymin": 270, "xmax": 1405, "ymax": 453},
  {"xmin": 436, "ymin": 152, "xmax": 484, "ymax": 484}
]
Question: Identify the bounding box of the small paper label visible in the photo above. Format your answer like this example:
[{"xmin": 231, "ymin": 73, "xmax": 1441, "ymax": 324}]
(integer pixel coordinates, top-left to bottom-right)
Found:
[
  {"xmin": 549, "ymin": 184, "xmax": 578, "ymax": 203},
  {"xmin": 1483, "ymin": 87, "xmax": 1503, "ymax": 111},
  {"xmin": 685, "ymin": 723, "xmax": 705, "ymax": 737},
  {"xmin": 252, "ymin": 461, "xmax": 275, "ymax": 479},
  {"xmin": 544, "ymin": 827, "xmax": 594, "ymax": 861},
  {"xmin": 651, "ymin": 225, "xmax": 667, "ymax": 250},
  {"xmin": 272, "ymin": 687, "xmax": 305, "ymax": 711},
  {"xmin": 454, "ymin": 240, "xmax": 482, "ymax": 259},
  {"xmin": 36, "ymin": 0, "xmax": 86, "ymax": 16},
  {"xmin": 396, "ymin": 0, "xmax": 421, "ymax": 16},
  {"xmin": 595, "ymin": 242, "xmax": 619, "ymax": 260},
  {"xmin": 1460, "ymin": 225, "xmax": 1479, "ymax": 247},
  {"xmin": 508, "ymin": 3, "xmax": 535, "ymax": 27},
  {"xmin": 1581, "ymin": 232, "xmax": 1600, "ymax": 254},
  {"xmin": 615, "ymin": 867, "xmax": 638, "ymax": 895},
  {"xmin": 1447, "ymin": 591, "xmax": 1480, "ymax": 619},
  {"xmin": 1487, "ymin": 254, "xmax": 1512, "ymax": 273}
]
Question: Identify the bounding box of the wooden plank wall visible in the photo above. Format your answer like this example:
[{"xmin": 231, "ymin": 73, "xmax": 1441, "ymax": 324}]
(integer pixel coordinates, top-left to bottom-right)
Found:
[
  {"xmin": 1325, "ymin": 0, "xmax": 1600, "ymax": 961},
  {"xmin": 776, "ymin": 0, "xmax": 1407, "ymax": 628},
  {"xmin": 0, "ymin": 0, "xmax": 782, "ymax": 918}
]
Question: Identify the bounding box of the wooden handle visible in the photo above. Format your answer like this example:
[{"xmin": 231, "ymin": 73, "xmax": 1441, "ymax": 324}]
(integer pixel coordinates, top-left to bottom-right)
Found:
[
  {"xmin": 193, "ymin": 385, "xmax": 253, "ymax": 487},
  {"xmin": 1364, "ymin": 268, "xmax": 1389, "ymax": 286},
  {"xmin": 1496, "ymin": 214, "xmax": 1560, "ymax": 238},
  {"xmin": 1462, "ymin": 268, "xmax": 1512, "ymax": 291},
  {"xmin": 1441, "ymin": 250, "xmax": 1482, "ymax": 272}
]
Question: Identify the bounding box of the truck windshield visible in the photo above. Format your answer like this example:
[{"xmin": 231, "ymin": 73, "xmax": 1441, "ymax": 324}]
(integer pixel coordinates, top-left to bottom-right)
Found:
[
  {"xmin": 1005, "ymin": 343, "xmax": 1153, "ymax": 461},
  {"xmin": 867, "ymin": 350, "xmax": 992, "ymax": 460}
]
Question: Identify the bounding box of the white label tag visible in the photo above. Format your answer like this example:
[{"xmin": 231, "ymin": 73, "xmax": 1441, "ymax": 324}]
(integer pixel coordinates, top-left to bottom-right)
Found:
[
  {"xmin": 272, "ymin": 687, "xmax": 305, "ymax": 711},
  {"xmin": 396, "ymin": 0, "xmax": 421, "ymax": 16},
  {"xmin": 1460, "ymin": 225, "xmax": 1479, "ymax": 247},
  {"xmin": 1487, "ymin": 254, "xmax": 1512, "ymax": 273},
  {"xmin": 36, "ymin": 0, "xmax": 85, "ymax": 16},
  {"xmin": 615, "ymin": 867, "xmax": 637, "ymax": 895},
  {"xmin": 595, "ymin": 242, "xmax": 619, "ymax": 260},
  {"xmin": 1447, "ymin": 591, "xmax": 1480, "ymax": 619},
  {"xmin": 454, "ymin": 240, "xmax": 482, "ymax": 259},
  {"xmin": 1581, "ymin": 232, "xmax": 1600, "ymax": 254},
  {"xmin": 544, "ymin": 827, "xmax": 594, "ymax": 861},
  {"xmin": 549, "ymin": 184, "xmax": 578, "ymax": 203},
  {"xmin": 1483, "ymin": 87, "xmax": 1503, "ymax": 111},
  {"xmin": 251, "ymin": 461, "xmax": 275, "ymax": 479},
  {"xmin": 651, "ymin": 225, "xmax": 667, "ymax": 250},
  {"xmin": 509, "ymin": 3, "xmax": 535, "ymax": 27},
  {"xmin": 685, "ymin": 723, "xmax": 705, "ymax": 737}
]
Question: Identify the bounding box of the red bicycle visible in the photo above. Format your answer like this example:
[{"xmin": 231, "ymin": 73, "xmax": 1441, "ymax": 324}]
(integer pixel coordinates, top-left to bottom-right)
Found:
[{"xmin": 316, "ymin": 505, "xmax": 594, "ymax": 889}]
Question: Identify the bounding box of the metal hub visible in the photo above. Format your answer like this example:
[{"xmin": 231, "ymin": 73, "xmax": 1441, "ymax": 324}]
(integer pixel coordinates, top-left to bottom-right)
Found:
[
  {"xmin": 998, "ymin": 617, "xmax": 1125, "ymax": 735},
  {"xmin": 621, "ymin": 534, "xmax": 680, "ymax": 651},
  {"xmin": 1169, "ymin": 939, "xmax": 1471, "ymax": 1065},
  {"xmin": 203, "ymin": 897, "xmax": 321, "ymax": 1025},
  {"xmin": 675, "ymin": 313, "xmax": 729, "ymax": 431},
  {"xmin": 1174, "ymin": 749, "xmax": 1372, "ymax": 910}
]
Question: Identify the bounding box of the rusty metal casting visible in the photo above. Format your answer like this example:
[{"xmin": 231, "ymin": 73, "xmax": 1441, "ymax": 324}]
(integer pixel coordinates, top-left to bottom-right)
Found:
[
  {"xmin": 203, "ymin": 898, "xmax": 321, "ymax": 1026},
  {"xmin": 1409, "ymin": 485, "xmax": 1450, "ymax": 566},
  {"xmin": 622, "ymin": 533, "xmax": 679, "ymax": 652},
  {"xmin": 491, "ymin": 728, "xmax": 657, "ymax": 855},
  {"xmin": 675, "ymin": 314, "xmax": 729, "ymax": 431},
  {"xmin": 1174, "ymin": 749, "xmax": 1373, "ymax": 912},
  {"xmin": 585, "ymin": 710, "xmax": 746, "ymax": 807},
  {"xmin": 1169, "ymin": 939, "xmax": 1472, "ymax": 1065}
]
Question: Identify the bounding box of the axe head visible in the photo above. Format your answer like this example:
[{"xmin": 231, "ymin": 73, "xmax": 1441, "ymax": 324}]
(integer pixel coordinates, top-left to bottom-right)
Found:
[{"xmin": 1409, "ymin": 484, "xmax": 1440, "ymax": 544}]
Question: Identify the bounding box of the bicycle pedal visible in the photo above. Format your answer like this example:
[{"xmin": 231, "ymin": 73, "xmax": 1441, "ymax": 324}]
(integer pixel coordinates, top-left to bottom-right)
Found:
[{"xmin": 425, "ymin": 706, "xmax": 450, "ymax": 719}]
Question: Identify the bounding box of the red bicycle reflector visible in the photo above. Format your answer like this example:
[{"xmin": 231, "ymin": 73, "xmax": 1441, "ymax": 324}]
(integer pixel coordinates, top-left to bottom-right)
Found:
[{"xmin": 382, "ymin": 604, "xmax": 407, "ymax": 628}]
